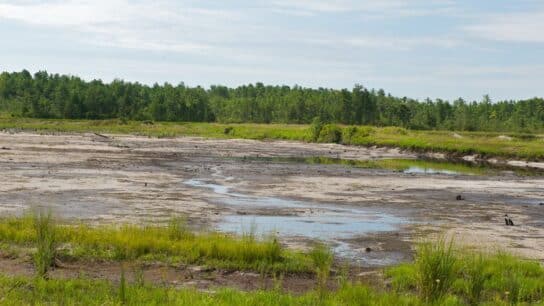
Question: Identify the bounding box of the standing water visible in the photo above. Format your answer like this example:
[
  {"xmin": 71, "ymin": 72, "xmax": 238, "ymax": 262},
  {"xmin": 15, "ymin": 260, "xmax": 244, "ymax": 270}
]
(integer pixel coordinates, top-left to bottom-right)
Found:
[{"xmin": 185, "ymin": 178, "xmax": 407, "ymax": 265}]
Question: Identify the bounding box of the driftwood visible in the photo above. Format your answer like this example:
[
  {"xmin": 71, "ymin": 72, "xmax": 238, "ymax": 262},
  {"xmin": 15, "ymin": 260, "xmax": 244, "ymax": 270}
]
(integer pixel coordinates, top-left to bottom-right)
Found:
[{"xmin": 93, "ymin": 132, "xmax": 109, "ymax": 139}]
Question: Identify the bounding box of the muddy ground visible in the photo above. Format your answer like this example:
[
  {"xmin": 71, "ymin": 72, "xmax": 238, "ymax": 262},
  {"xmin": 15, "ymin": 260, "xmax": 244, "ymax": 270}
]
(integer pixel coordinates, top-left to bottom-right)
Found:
[{"xmin": 0, "ymin": 131, "xmax": 543, "ymax": 289}]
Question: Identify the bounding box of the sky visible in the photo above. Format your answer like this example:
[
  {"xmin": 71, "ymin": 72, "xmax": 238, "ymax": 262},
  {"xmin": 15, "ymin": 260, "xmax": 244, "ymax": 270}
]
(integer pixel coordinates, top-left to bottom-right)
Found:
[{"xmin": 0, "ymin": 0, "xmax": 543, "ymax": 101}]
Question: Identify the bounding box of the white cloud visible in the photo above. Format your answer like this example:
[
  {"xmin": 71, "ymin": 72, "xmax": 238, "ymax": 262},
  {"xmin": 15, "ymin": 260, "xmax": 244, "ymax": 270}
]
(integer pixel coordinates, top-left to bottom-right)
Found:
[
  {"xmin": 0, "ymin": 0, "xmax": 239, "ymax": 53},
  {"xmin": 269, "ymin": 0, "xmax": 456, "ymax": 17},
  {"xmin": 433, "ymin": 64, "xmax": 544, "ymax": 78},
  {"xmin": 304, "ymin": 35, "xmax": 460, "ymax": 51},
  {"xmin": 270, "ymin": 0, "xmax": 405, "ymax": 13},
  {"xmin": 344, "ymin": 36, "xmax": 459, "ymax": 50},
  {"xmin": 464, "ymin": 11, "xmax": 544, "ymax": 43}
]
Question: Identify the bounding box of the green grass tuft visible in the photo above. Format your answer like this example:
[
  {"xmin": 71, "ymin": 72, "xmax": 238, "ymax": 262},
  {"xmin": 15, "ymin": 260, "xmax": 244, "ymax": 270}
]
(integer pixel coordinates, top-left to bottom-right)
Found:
[
  {"xmin": 415, "ymin": 238, "xmax": 457, "ymax": 302},
  {"xmin": 309, "ymin": 243, "xmax": 333, "ymax": 295},
  {"xmin": 32, "ymin": 211, "xmax": 57, "ymax": 279}
]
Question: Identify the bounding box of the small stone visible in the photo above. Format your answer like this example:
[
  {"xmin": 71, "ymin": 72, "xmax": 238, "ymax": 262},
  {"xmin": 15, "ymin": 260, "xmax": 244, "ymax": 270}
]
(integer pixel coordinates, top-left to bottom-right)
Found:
[
  {"xmin": 189, "ymin": 266, "xmax": 214, "ymax": 273},
  {"xmin": 365, "ymin": 247, "xmax": 372, "ymax": 253}
]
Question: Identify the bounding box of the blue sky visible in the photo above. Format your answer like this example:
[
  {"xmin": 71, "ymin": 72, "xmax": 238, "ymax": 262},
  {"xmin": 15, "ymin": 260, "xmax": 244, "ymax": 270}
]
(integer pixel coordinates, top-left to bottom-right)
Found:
[{"xmin": 0, "ymin": 0, "xmax": 543, "ymax": 101}]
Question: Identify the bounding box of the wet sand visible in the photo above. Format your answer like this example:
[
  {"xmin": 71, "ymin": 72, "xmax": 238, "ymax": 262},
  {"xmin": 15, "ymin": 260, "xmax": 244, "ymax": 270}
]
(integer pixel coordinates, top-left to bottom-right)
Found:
[{"xmin": 0, "ymin": 131, "xmax": 543, "ymax": 265}]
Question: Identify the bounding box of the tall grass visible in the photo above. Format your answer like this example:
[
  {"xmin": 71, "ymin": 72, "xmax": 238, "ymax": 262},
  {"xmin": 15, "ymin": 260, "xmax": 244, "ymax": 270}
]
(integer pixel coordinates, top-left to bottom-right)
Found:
[
  {"xmin": 0, "ymin": 216, "xmax": 312, "ymax": 273},
  {"xmin": 462, "ymin": 254, "xmax": 486, "ymax": 305},
  {"xmin": 415, "ymin": 238, "xmax": 457, "ymax": 302},
  {"xmin": 119, "ymin": 264, "xmax": 127, "ymax": 304},
  {"xmin": 310, "ymin": 243, "xmax": 333, "ymax": 296},
  {"xmin": 32, "ymin": 211, "xmax": 57, "ymax": 278},
  {"xmin": 386, "ymin": 243, "xmax": 544, "ymax": 305},
  {"xmin": 167, "ymin": 216, "xmax": 193, "ymax": 240}
]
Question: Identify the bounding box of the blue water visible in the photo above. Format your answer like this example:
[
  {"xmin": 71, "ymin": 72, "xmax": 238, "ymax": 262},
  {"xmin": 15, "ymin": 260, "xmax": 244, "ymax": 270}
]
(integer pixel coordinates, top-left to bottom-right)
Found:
[
  {"xmin": 220, "ymin": 213, "xmax": 399, "ymax": 241},
  {"xmin": 403, "ymin": 166, "xmax": 460, "ymax": 175},
  {"xmin": 185, "ymin": 178, "xmax": 406, "ymax": 264}
]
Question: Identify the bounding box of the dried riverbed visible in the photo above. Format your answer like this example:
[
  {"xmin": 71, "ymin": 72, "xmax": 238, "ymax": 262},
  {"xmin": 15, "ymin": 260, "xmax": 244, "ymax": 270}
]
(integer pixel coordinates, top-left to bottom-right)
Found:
[{"xmin": 1, "ymin": 131, "xmax": 543, "ymax": 267}]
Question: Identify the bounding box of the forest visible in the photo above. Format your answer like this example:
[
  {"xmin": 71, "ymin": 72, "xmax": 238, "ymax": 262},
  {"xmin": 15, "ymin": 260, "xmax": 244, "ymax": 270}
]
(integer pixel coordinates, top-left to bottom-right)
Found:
[{"xmin": 0, "ymin": 70, "xmax": 542, "ymax": 132}]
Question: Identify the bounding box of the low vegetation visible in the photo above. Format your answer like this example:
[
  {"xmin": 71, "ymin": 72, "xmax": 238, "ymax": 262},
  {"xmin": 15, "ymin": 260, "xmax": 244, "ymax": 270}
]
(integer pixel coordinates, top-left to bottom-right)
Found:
[
  {"xmin": 32, "ymin": 211, "xmax": 57, "ymax": 278},
  {"xmin": 1, "ymin": 216, "xmax": 544, "ymax": 305},
  {"xmin": 1, "ymin": 116, "xmax": 544, "ymax": 160},
  {"xmin": 0, "ymin": 215, "xmax": 311, "ymax": 273},
  {"xmin": 386, "ymin": 239, "xmax": 544, "ymax": 305},
  {"xmin": 293, "ymin": 157, "xmax": 492, "ymax": 175}
]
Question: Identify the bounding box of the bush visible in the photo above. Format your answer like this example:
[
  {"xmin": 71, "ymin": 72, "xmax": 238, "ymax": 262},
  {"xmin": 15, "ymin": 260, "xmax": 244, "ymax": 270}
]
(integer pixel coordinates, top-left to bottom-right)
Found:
[
  {"xmin": 342, "ymin": 126, "xmax": 374, "ymax": 144},
  {"xmin": 317, "ymin": 124, "xmax": 342, "ymax": 144},
  {"xmin": 382, "ymin": 126, "xmax": 408, "ymax": 135},
  {"xmin": 309, "ymin": 117, "xmax": 324, "ymax": 141},
  {"xmin": 224, "ymin": 126, "xmax": 234, "ymax": 135}
]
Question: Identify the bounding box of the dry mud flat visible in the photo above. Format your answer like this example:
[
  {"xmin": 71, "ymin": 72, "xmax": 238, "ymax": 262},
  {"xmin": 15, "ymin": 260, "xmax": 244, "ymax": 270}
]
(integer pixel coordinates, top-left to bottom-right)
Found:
[{"xmin": 0, "ymin": 131, "xmax": 543, "ymax": 267}]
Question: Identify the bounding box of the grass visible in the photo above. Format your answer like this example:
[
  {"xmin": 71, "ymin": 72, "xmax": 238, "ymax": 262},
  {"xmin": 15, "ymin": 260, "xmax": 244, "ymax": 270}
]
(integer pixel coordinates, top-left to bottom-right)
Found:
[
  {"xmin": 415, "ymin": 239, "xmax": 457, "ymax": 302},
  {"xmin": 386, "ymin": 240, "xmax": 544, "ymax": 305},
  {"xmin": 239, "ymin": 156, "xmax": 544, "ymax": 176},
  {"xmin": 0, "ymin": 215, "xmax": 312, "ymax": 273},
  {"xmin": 32, "ymin": 211, "xmax": 57, "ymax": 278},
  {"xmin": 260, "ymin": 156, "xmax": 494, "ymax": 175},
  {"xmin": 1, "ymin": 116, "xmax": 544, "ymax": 160},
  {"xmin": 309, "ymin": 243, "xmax": 333, "ymax": 295},
  {"xmin": 1, "ymin": 216, "xmax": 544, "ymax": 305},
  {"xmin": 0, "ymin": 249, "xmax": 543, "ymax": 305},
  {"xmin": 0, "ymin": 275, "xmax": 424, "ymax": 306}
]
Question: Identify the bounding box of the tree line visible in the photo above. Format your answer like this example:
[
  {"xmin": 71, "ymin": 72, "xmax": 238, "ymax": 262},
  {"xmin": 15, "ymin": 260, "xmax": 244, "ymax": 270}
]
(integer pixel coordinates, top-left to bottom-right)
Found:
[{"xmin": 0, "ymin": 70, "xmax": 542, "ymax": 132}]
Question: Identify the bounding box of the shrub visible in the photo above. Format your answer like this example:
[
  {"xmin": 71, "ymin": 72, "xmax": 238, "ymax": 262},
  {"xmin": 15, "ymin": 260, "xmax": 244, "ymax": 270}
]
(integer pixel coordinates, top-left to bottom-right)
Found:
[
  {"xmin": 382, "ymin": 126, "xmax": 408, "ymax": 135},
  {"xmin": 342, "ymin": 126, "xmax": 374, "ymax": 144},
  {"xmin": 309, "ymin": 117, "xmax": 324, "ymax": 141},
  {"xmin": 224, "ymin": 126, "xmax": 234, "ymax": 135},
  {"xmin": 317, "ymin": 124, "xmax": 342, "ymax": 144}
]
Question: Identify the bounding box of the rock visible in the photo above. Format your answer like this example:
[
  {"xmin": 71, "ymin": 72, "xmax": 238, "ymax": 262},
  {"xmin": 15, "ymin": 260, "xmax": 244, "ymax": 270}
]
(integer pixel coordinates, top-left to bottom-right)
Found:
[
  {"xmin": 452, "ymin": 133, "xmax": 463, "ymax": 139},
  {"xmin": 357, "ymin": 271, "xmax": 378, "ymax": 277},
  {"xmin": 189, "ymin": 266, "xmax": 214, "ymax": 273},
  {"xmin": 365, "ymin": 247, "xmax": 372, "ymax": 253},
  {"xmin": 239, "ymin": 272, "xmax": 260, "ymax": 277}
]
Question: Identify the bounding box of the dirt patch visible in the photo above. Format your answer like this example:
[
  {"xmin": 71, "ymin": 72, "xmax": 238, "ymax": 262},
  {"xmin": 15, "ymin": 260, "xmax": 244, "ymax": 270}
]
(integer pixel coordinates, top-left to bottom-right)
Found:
[
  {"xmin": 0, "ymin": 254, "xmax": 384, "ymax": 293},
  {"xmin": 0, "ymin": 131, "xmax": 543, "ymax": 267}
]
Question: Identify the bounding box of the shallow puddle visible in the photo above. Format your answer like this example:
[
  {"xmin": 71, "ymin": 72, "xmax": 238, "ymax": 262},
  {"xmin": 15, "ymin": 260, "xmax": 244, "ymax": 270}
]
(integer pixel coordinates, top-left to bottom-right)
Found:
[
  {"xmin": 403, "ymin": 166, "xmax": 460, "ymax": 175},
  {"xmin": 185, "ymin": 179, "xmax": 406, "ymax": 265},
  {"xmin": 235, "ymin": 156, "xmax": 544, "ymax": 176}
]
